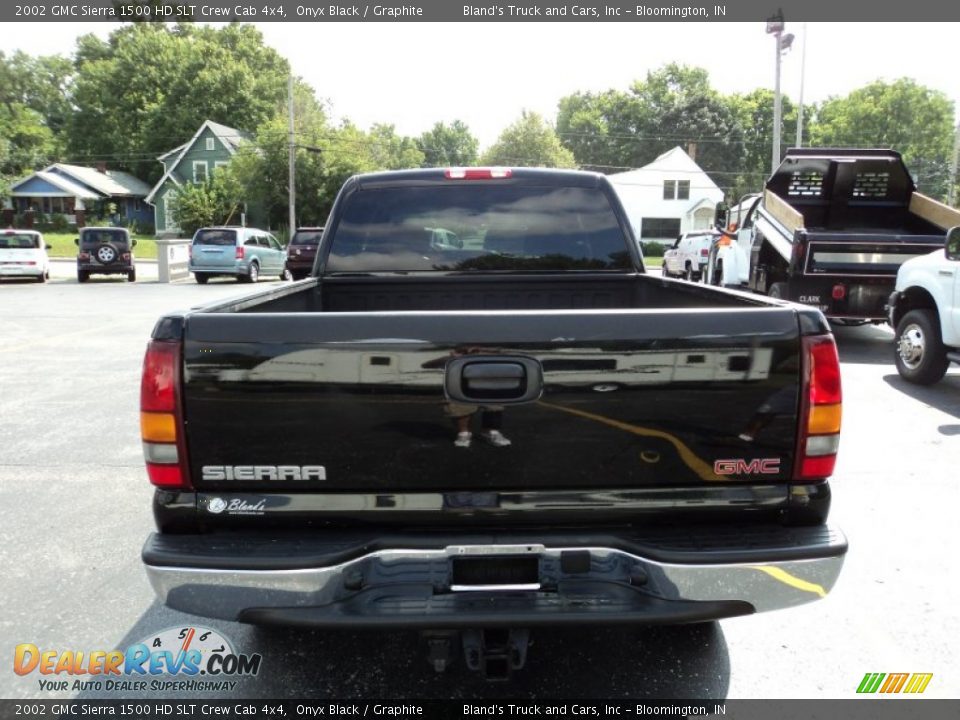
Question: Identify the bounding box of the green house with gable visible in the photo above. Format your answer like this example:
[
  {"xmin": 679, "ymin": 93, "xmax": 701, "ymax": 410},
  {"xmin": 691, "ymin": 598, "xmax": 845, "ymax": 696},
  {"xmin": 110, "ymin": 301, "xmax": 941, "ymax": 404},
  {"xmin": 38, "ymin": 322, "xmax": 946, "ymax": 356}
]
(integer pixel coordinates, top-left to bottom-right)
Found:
[{"xmin": 145, "ymin": 120, "xmax": 250, "ymax": 237}]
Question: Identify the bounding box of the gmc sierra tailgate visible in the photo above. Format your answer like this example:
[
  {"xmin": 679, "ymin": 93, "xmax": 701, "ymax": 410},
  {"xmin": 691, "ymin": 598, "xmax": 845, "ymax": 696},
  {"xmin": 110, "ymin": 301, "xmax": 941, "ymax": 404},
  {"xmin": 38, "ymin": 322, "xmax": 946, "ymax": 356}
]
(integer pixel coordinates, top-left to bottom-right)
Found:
[{"xmin": 181, "ymin": 305, "xmax": 807, "ymax": 503}]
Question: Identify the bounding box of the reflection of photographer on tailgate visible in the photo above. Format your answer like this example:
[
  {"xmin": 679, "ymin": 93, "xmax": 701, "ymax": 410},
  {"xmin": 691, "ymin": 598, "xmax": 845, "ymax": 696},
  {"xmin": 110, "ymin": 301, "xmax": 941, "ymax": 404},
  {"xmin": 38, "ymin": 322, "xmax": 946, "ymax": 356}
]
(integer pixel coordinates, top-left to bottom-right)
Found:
[{"xmin": 444, "ymin": 346, "xmax": 512, "ymax": 448}]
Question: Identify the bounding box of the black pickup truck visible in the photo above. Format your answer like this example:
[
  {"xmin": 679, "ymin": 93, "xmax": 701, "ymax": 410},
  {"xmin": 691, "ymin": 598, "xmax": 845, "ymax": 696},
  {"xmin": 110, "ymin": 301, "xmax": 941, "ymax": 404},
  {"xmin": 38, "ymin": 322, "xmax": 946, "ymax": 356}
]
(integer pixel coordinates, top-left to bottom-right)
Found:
[{"xmin": 140, "ymin": 168, "xmax": 846, "ymax": 677}]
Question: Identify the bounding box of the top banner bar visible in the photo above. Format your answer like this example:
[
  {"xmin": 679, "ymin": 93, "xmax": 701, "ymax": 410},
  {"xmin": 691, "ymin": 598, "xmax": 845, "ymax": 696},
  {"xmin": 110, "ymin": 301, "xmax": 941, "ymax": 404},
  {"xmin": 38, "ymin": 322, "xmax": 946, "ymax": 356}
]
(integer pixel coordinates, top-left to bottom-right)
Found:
[{"xmin": 5, "ymin": 0, "xmax": 960, "ymax": 22}]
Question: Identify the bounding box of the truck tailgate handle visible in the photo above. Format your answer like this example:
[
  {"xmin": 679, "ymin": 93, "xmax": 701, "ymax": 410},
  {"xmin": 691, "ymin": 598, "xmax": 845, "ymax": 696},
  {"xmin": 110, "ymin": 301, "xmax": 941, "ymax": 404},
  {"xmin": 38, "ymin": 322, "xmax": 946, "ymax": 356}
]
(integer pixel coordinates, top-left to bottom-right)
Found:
[{"xmin": 445, "ymin": 356, "xmax": 543, "ymax": 405}]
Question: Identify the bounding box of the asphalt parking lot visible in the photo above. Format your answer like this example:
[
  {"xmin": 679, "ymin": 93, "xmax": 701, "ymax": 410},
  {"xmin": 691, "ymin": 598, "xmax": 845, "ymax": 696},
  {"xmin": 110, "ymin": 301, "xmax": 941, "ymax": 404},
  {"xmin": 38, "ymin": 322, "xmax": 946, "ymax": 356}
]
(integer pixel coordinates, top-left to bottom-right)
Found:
[{"xmin": 1, "ymin": 266, "xmax": 959, "ymax": 700}]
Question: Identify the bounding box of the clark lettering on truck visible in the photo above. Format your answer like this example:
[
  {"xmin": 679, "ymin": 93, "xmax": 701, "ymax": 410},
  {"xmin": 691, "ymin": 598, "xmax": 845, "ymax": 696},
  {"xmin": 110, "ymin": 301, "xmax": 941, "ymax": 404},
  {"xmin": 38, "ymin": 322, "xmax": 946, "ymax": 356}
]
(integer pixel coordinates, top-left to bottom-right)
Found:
[{"xmin": 140, "ymin": 167, "xmax": 846, "ymax": 679}]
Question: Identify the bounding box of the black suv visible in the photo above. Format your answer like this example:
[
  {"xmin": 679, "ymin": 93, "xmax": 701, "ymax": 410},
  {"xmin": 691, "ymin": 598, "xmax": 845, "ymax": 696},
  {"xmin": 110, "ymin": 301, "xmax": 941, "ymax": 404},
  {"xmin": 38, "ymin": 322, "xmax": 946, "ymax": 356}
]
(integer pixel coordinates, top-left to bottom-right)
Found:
[{"xmin": 75, "ymin": 227, "xmax": 137, "ymax": 282}]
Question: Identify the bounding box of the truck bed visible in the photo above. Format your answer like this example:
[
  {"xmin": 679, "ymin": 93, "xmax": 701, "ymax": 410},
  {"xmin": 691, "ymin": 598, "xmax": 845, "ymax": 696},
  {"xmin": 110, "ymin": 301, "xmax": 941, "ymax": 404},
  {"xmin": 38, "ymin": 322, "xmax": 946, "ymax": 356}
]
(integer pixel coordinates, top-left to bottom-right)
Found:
[{"xmin": 222, "ymin": 273, "xmax": 762, "ymax": 314}]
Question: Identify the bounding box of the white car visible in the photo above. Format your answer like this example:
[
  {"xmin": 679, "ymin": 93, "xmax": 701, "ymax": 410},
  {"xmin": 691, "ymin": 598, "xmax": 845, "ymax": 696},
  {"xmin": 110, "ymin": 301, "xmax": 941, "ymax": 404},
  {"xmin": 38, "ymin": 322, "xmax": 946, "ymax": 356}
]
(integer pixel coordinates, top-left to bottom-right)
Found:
[
  {"xmin": 662, "ymin": 231, "xmax": 717, "ymax": 281},
  {"xmin": 889, "ymin": 226, "xmax": 960, "ymax": 384},
  {"xmin": 0, "ymin": 230, "xmax": 51, "ymax": 283}
]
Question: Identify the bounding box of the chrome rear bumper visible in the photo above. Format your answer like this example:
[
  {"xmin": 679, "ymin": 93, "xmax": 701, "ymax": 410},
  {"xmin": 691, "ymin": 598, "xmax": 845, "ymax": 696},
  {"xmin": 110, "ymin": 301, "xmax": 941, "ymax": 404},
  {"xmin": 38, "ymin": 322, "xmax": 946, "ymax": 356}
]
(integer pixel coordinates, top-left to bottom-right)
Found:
[{"xmin": 145, "ymin": 532, "xmax": 845, "ymax": 626}]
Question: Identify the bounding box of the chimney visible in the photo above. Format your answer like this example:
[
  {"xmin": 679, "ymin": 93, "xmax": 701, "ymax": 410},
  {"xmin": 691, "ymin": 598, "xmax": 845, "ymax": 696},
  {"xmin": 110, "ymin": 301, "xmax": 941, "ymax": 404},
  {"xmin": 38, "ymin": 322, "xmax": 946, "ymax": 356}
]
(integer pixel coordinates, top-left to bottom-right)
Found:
[
  {"xmin": 686, "ymin": 143, "xmax": 697, "ymax": 161},
  {"xmin": 96, "ymin": 162, "xmax": 107, "ymax": 174}
]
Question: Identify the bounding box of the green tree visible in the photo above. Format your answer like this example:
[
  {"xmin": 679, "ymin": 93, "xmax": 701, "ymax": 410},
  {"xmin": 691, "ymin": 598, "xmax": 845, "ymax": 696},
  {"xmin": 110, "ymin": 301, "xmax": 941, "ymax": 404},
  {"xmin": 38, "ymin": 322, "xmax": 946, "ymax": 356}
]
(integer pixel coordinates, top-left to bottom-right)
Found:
[
  {"xmin": 723, "ymin": 88, "xmax": 810, "ymax": 200},
  {"xmin": 809, "ymin": 79, "xmax": 955, "ymax": 198},
  {"xmin": 367, "ymin": 124, "xmax": 424, "ymax": 170},
  {"xmin": 67, "ymin": 23, "xmax": 290, "ymax": 182},
  {"xmin": 229, "ymin": 82, "xmax": 334, "ymax": 230},
  {"xmin": 556, "ymin": 64, "xmax": 743, "ymax": 185},
  {"xmin": 556, "ymin": 89, "xmax": 641, "ymax": 171},
  {"xmin": 481, "ymin": 111, "xmax": 576, "ymax": 168},
  {"xmin": 171, "ymin": 168, "xmax": 243, "ymax": 236},
  {"xmin": 417, "ymin": 120, "xmax": 479, "ymax": 167}
]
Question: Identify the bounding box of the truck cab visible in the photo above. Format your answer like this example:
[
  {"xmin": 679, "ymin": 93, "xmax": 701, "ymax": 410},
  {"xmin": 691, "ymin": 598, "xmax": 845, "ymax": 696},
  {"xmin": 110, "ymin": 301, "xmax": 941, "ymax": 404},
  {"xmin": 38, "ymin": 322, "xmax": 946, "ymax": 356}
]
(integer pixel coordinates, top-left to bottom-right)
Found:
[{"xmin": 889, "ymin": 226, "xmax": 960, "ymax": 384}]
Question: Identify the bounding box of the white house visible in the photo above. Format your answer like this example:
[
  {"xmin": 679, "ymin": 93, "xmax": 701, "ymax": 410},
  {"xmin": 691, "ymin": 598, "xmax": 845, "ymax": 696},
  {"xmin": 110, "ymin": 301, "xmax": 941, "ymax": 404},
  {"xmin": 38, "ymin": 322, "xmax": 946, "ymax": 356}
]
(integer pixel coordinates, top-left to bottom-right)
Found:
[{"xmin": 608, "ymin": 146, "xmax": 725, "ymax": 244}]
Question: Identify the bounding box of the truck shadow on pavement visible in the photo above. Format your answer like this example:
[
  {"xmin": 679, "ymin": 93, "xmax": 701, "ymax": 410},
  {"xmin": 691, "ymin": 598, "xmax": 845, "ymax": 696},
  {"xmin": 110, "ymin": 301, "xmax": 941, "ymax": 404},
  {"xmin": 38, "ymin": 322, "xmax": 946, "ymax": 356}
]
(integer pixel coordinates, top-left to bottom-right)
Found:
[
  {"xmin": 77, "ymin": 603, "xmax": 731, "ymax": 700},
  {"xmin": 882, "ymin": 373, "xmax": 960, "ymax": 428},
  {"xmin": 832, "ymin": 323, "xmax": 895, "ymax": 365}
]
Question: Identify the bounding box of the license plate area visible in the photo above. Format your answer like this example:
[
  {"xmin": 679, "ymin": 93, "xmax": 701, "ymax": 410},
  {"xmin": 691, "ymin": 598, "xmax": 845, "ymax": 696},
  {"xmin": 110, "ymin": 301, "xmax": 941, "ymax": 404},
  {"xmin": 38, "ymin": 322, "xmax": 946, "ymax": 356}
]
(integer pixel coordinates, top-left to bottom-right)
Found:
[{"xmin": 451, "ymin": 555, "xmax": 540, "ymax": 592}]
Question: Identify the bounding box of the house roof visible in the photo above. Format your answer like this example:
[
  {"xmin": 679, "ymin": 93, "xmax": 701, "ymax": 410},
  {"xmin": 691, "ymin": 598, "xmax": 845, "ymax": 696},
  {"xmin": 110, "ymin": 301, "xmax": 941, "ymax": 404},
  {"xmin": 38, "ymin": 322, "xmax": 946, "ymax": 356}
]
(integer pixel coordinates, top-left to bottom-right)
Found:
[
  {"xmin": 47, "ymin": 164, "xmax": 151, "ymax": 197},
  {"xmin": 157, "ymin": 143, "xmax": 188, "ymax": 161},
  {"xmin": 9, "ymin": 171, "xmax": 101, "ymax": 200},
  {"xmin": 608, "ymin": 146, "xmax": 722, "ymax": 193},
  {"xmin": 145, "ymin": 120, "xmax": 248, "ymax": 204}
]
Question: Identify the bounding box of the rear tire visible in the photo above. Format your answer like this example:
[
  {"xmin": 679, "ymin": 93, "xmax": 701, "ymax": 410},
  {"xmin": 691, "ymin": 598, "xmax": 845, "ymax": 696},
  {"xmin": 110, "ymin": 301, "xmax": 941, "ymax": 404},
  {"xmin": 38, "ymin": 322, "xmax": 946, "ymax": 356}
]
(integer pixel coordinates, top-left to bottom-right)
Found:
[
  {"xmin": 281, "ymin": 267, "xmax": 293, "ymax": 281},
  {"xmin": 894, "ymin": 309, "xmax": 950, "ymax": 385},
  {"xmin": 195, "ymin": 273, "xmax": 209, "ymax": 285},
  {"xmin": 768, "ymin": 282, "xmax": 787, "ymax": 300},
  {"xmin": 77, "ymin": 270, "xmax": 89, "ymax": 283},
  {"xmin": 36, "ymin": 273, "xmax": 46, "ymax": 283},
  {"xmin": 684, "ymin": 263, "xmax": 694, "ymax": 281},
  {"xmin": 127, "ymin": 268, "xmax": 136, "ymax": 282},
  {"xmin": 243, "ymin": 262, "xmax": 259, "ymax": 283}
]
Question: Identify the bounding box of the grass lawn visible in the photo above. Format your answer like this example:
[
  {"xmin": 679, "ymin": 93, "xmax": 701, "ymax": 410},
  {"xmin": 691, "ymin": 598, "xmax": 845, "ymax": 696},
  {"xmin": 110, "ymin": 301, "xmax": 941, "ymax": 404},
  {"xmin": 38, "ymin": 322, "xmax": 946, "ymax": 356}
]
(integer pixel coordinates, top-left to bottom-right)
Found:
[
  {"xmin": 643, "ymin": 257, "xmax": 663, "ymax": 267},
  {"xmin": 42, "ymin": 232, "xmax": 158, "ymax": 260}
]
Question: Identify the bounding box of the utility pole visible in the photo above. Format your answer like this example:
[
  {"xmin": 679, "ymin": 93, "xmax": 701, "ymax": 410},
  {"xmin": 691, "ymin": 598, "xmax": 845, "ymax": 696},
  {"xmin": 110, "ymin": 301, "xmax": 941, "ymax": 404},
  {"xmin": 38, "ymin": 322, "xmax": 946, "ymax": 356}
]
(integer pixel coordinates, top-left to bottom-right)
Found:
[
  {"xmin": 767, "ymin": 11, "xmax": 793, "ymax": 174},
  {"xmin": 796, "ymin": 23, "xmax": 807, "ymax": 148},
  {"xmin": 948, "ymin": 121, "xmax": 960, "ymax": 207},
  {"xmin": 288, "ymin": 74, "xmax": 296, "ymax": 236}
]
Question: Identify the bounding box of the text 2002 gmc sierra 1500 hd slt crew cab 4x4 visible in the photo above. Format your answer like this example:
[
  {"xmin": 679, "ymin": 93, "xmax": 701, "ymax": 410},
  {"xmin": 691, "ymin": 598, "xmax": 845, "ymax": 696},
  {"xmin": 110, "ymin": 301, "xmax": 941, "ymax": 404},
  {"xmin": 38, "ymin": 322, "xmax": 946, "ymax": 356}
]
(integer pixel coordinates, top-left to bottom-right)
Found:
[{"xmin": 139, "ymin": 168, "xmax": 846, "ymax": 678}]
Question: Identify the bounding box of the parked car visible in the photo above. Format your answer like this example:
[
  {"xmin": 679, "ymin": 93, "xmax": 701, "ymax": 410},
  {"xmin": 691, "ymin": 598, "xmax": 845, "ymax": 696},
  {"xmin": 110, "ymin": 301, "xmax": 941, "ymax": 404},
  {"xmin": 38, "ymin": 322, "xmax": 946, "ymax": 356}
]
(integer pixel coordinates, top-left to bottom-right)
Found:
[
  {"xmin": 189, "ymin": 226, "xmax": 290, "ymax": 284},
  {"xmin": 285, "ymin": 226, "xmax": 324, "ymax": 280},
  {"xmin": 662, "ymin": 230, "xmax": 717, "ymax": 281},
  {"xmin": 0, "ymin": 229, "xmax": 51, "ymax": 283},
  {"xmin": 889, "ymin": 226, "xmax": 960, "ymax": 384},
  {"xmin": 75, "ymin": 227, "xmax": 136, "ymax": 283}
]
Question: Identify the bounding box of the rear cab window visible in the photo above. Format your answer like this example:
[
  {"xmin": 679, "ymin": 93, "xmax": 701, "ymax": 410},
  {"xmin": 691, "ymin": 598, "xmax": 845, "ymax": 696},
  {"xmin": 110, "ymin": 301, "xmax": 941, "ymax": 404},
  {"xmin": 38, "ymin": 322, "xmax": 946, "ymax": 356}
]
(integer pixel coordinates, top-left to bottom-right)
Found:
[
  {"xmin": 326, "ymin": 184, "xmax": 631, "ymax": 273},
  {"xmin": 193, "ymin": 229, "xmax": 238, "ymax": 247},
  {"xmin": 81, "ymin": 229, "xmax": 129, "ymax": 247},
  {"xmin": 291, "ymin": 230, "xmax": 323, "ymax": 245},
  {"xmin": 0, "ymin": 233, "xmax": 41, "ymax": 249}
]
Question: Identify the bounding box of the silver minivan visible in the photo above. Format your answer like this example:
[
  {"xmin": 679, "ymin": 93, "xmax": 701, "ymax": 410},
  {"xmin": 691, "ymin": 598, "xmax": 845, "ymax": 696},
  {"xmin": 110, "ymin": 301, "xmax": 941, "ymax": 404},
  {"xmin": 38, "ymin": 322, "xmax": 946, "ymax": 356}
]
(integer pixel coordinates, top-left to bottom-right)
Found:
[{"xmin": 189, "ymin": 227, "xmax": 290, "ymax": 284}]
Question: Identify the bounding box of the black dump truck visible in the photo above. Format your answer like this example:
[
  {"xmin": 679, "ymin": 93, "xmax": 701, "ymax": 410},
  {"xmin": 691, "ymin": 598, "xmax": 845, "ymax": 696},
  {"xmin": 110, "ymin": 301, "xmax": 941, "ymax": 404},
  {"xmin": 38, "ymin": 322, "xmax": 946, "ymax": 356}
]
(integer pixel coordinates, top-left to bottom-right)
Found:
[
  {"xmin": 139, "ymin": 168, "xmax": 846, "ymax": 678},
  {"xmin": 707, "ymin": 148, "xmax": 959, "ymax": 322}
]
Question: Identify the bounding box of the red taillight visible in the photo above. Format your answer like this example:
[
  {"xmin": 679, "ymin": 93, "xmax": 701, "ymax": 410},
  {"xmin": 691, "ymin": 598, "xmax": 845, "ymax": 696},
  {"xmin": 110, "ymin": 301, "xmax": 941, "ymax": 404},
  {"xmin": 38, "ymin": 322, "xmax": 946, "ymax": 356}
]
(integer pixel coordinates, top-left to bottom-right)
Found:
[
  {"xmin": 795, "ymin": 335, "xmax": 842, "ymax": 480},
  {"xmin": 141, "ymin": 342, "xmax": 177, "ymax": 412},
  {"xmin": 79, "ymin": 252, "xmax": 90, "ymax": 261},
  {"xmin": 831, "ymin": 284, "xmax": 846, "ymax": 301},
  {"xmin": 140, "ymin": 340, "xmax": 191, "ymax": 489},
  {"xmin": 444, "ymin": 167, "xmax": 512, "ymax": 180},
  {"xmin": 146, "ymin": 463, "xmax": 184, "ymax": 487},
  {"xmin": 236, "ymin": 246, "xmax": 244, "ymax": 260},
  {"xmin": 122, "ymin": 252, "xmax": 131, "ymax": 261},
  {"xmin": 700, "ymin": 249, "xmax": 709, "ymax": 257}
]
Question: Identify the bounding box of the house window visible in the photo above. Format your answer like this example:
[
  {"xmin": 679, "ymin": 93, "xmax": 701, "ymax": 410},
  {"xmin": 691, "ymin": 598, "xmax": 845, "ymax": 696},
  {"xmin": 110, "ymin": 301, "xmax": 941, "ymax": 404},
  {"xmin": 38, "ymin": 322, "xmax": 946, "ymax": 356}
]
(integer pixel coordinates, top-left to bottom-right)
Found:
[
  {"xmin": 663, "ymin": 180, "xmax": 690, "ymax": 200},
  {"xmin": 206, "ymin": 138, "xmax": 215, "ymax": 151},
  {"xmin": 214, "ymin": 161, "xmax": 229, "ymax": 174},
  {"xmin": 640, "ymin": 217, "xmax": 682, "ymax": 239},
  {"xmin": 193, "ymin": 161, "xmax": 208, "ymax": 183}
]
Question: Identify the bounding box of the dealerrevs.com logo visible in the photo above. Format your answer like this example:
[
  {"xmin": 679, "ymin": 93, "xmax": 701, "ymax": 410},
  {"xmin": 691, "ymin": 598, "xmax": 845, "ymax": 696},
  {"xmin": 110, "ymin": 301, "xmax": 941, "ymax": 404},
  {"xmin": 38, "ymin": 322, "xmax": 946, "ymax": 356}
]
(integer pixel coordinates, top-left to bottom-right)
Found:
[
  {"xmin": 14, "ymin": 626, "xmax": 262, "ymax": 693},
  {"xmin": 857, "ymin": 672, "xmax": 934, "ymax": 694}
]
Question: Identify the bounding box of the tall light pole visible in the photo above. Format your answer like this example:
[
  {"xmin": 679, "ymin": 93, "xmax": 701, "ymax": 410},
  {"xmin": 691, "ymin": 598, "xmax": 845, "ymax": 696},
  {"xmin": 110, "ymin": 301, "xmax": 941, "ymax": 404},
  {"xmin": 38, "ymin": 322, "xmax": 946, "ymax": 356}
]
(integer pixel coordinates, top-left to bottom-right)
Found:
[
  {"xmin": 949, "ymin": 121, "xmax": 960, "ymax": 207},
  {"xmin": 767, "ymin": 12, "xmax": 793, "ymax": 174},
  {"xmin": 796, "ymin": 23, "xmax": 807, "ymax": 148}
]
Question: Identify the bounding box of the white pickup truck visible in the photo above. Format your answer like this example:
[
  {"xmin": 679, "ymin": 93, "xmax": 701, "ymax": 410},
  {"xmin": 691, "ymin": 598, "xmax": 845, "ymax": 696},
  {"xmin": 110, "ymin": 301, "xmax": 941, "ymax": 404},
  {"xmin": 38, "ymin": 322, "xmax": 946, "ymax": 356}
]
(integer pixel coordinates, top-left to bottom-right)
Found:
[{"xmin": 889, "ymin": 226, "xmax": 960, "ymax": 384}]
